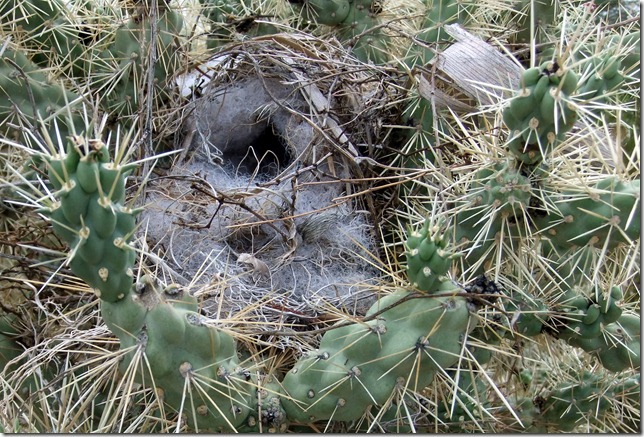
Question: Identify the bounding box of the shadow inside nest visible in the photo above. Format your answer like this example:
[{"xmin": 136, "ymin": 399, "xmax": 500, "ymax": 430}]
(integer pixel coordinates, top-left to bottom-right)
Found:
[{"xmin": 140, "ymin": 37, "xmax": 402, "ymax": 326}]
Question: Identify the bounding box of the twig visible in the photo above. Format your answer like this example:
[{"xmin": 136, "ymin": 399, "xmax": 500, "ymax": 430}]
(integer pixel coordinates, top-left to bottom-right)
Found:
[
  {"xmin": 252, "ymin": 291, "xmax": 509, "ymax": 337},
  {"xmin": 189, "ymin": 181, "xmax": 291, "ymax": 243}
]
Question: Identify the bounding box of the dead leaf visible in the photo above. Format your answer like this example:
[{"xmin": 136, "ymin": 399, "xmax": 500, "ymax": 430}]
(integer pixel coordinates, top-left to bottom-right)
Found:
[
  {"xmin": 237, "ymin": 253, "xmax": 270, "ymax": 281},
  {"xmin": 418, "ymin": 24, "xmax": 523, "ymax": 112}
]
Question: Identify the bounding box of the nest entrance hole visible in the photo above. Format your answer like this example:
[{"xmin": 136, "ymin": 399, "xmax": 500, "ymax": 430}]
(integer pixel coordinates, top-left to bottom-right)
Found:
[{"xmin": 225, "ymin": 124, "xmax": 291, "ymax": 178}]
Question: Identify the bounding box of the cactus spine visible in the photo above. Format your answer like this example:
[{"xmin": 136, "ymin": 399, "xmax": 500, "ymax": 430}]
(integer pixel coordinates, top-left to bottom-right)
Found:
[
  {"xmin": 34, "ymin": 136, "xmax": 266, "ymax": 431},
  {"xmin": 281, "ymin": 278, "xmax": 474, "ymax": 422},
  {"xmin": 289, "ymin": 0, "xmax": 391, "ymax": 64},
  {"xmin": 503, "ymin": 61, "xmax": 579, "ymax": 165},
  {"xmin": 36, "ymin": 140, "xmax": 483, "ymax": 428},
  {"xmin": 0, "ymin": 0, "xmax": 639, "ymax": 432},
  {"xmin": 0, "ymin": 48, "xmax": 84, "ymax": 142}
]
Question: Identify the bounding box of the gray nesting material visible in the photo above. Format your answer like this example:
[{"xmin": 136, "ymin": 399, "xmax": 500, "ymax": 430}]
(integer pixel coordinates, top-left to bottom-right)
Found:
[{"xmin": 141, "ymin": 65, "xmax": 380, "ymax": 320}]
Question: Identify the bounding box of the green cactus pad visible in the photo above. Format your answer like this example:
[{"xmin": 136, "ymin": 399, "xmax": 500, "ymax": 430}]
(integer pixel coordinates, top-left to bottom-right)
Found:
[
  {"xmin": 535, "ymin": 370, "xmax": 613, "ymax": 431},
  {"xmin": 293, "ymin": 0, "xmax": 351, "ymax": 25},
  {"xmin": 404, "ymin": 220, "xmax": 453, "ymax": 292},
  {"xmin": 567, "ymin": 312, "xmax": 640, "ymax": 372},
  {"xmin": 39, "ymin": 136, "xmax": 139, "ymax": 303},
  {"xmin": 452, "ymin": 162, "xmax": 532, "ymax": 276},
  {"xmin": 577, "ymin": 54, "xmax": 624, "ymax": 104},
  {"xmin": 504, "ymin": 62, "xmax": 578, "ymax": 164},
  {"xmin": 505, "ymin": 294, "xmax": 548, "ymax": 337},
  {"xmin": 535, "ymin": 177, "xmax": 640, "ymax": 250},
  {"xmin": 281, "ymin": 281, "xmax": 473, "ymax": 423}
]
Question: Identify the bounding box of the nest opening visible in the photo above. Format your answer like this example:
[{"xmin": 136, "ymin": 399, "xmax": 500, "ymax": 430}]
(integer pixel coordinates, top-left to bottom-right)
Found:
[{"xmin": 223, "ymin": 123, "xmax": 291, "ymax": 178}]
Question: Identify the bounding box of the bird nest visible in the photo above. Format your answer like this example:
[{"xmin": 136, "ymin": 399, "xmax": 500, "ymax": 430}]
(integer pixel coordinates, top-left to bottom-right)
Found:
[{"xmin": 139, "ymin": 32, "xmax": 407, "ymax": 334}]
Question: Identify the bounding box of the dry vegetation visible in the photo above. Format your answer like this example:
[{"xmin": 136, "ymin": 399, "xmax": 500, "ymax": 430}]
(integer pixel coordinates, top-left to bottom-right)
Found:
[{"xmin": 0, "ymin": 0, "xmax": 640, "ymax": 432}]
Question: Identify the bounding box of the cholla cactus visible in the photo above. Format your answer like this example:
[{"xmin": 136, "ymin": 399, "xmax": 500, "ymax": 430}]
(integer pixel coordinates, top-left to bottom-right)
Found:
[
  {"xmin": 0, "ymin": 0, "xmax": 640, "ymax": 433},
  {"xmin": 0, "ymin": 47, "xmax": 84, "ymax": 142},
  {"xmin": 32, "ymin": 135, "xmax": 265, "ymax": 431},
  {"xmin": 389, "ymin": 2, "xmax": 640, "ymax": 432},
  {"xmin": 0, "ymin": 0, "xmax": 188, "ymax": 144},
  {"xmin": 288, "ymin": 0, "xmax": 392, "ymax": 64},
  {"xmin": 280, "ymin": 275, "xmax": 474, "ymax": 424},
  {"xmin": 198, "ymin": 0, "xmax": 284, "ymax": 49},
  {"xmin": 502, "ymin": 61, "xmax": 579, "ymax": 164}
]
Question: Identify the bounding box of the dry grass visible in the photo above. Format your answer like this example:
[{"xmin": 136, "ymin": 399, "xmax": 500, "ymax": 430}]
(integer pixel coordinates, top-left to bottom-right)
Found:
[{"xmin": 0, "ymin": 0, "xmax": 640, "ymax": 432}]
